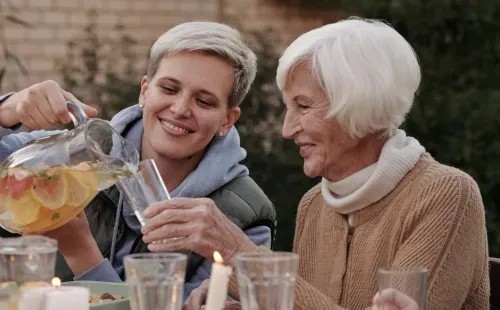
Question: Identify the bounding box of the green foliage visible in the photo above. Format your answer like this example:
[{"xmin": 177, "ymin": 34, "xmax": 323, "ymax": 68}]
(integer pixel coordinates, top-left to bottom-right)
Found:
[
  {"xmin": 0, "ymin": 0, "xmax": 32, "ymax": 91},
  {"xmin": 58, "ymin": 13, "xmax": 141, "ymax": 119},
  {"xmin": 339, "ymin": 0, "xmax": 500, "ymax": 255}
]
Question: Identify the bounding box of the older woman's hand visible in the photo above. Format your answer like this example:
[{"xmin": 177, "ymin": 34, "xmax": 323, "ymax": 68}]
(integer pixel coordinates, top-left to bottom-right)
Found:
[
  {"xmin": 141, "ymin": 197, "xmax": 258, "ymax": 265},
  {"xmin": 183, "ymin": 280, "xmax": 241, "ymax": 310},
  {"xmin": 372, "ymin": 289, "xmax": 419, "ymax": 310}
]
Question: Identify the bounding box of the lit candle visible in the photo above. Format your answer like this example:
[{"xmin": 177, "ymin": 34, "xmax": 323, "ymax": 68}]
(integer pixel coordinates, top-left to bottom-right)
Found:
[
  {"xmin": 18, "ymin": 278, "xmax": 89, "ymax": 310},
  {"xmin": 205, "ymin": 251, "xmax": 232, "ymax": 310},
  {"xmin": 18, "ymin": 282, "xmax": 52, "ymax": 310},
  {"xmin": 42, "ymin": 277, "xmax": 89, "ymax": 310}
]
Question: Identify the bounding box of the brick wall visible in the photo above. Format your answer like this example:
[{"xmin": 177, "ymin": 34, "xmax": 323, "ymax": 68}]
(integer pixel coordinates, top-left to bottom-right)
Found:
[{"xmin": 1, "ymin": 0, "xmax": 336, "ymax": 93}]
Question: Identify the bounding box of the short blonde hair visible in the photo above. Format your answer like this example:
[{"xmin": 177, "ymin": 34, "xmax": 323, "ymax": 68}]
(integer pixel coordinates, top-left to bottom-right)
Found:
[
  {"xmin": 148, "ymin": 22, "xmax": 257, "ymax": 108},
  {"xmin": 277, "ymin": 17, "xmax": 421, "ymax": 138}
]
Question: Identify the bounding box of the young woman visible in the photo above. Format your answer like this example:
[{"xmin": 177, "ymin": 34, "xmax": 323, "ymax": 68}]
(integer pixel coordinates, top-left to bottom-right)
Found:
[{"xmin": 0, "ymin": 22, "xmax": 276, "ymax": 299}]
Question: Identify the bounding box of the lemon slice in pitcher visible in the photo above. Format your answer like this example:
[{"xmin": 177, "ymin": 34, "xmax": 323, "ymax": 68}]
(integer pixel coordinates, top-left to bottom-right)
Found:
[
  {"xmin": 6, "ymin": 193, "xmax": 40, "ymax": 226},
  {"xmin": 66, "ymin": 172, "xmax": 91, "ymax": 207},
  {"xmin": 31, "ymin": 170, "xmax": 68, "ymax": 210}
]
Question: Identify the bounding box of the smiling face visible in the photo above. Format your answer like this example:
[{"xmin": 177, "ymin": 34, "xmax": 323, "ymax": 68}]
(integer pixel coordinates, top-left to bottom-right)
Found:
[
  {"xmin": 282, "ymin": 62, "xmax": 362, "ymax": 180},
  {"xmin": 140, "ymin": 51, "xmax": 240, "ymax": 163}
]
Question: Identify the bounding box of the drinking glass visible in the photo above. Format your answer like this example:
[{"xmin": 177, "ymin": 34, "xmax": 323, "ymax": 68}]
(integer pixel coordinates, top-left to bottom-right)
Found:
[
  {"xmin": 236, "ymin": 252, "xmax": 298, "ymax": 310},
  {"xmin": 0, "ymin": 236, "xmax": 57, "ymax": 284},
  {"xmin": 124, "ymin": 253, "xmax": 187, "ymax": 310},
  {"xmin": 0, "ymin": 236, "xmax": 58, "ymax": 307},
  {"xmin": 377, "ymin": 267, "xmax": 428, "ymax": 310},
  {"xmin": 117, "ymin": 159, "xmax": 170, "ymax": 226}
]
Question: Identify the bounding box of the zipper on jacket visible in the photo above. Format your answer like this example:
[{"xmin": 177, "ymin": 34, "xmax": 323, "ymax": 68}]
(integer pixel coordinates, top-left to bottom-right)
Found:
[
  {"xmin": 340, "ymin": 216, "xmax": 354, "ymax": 305},
  {"xmin": 347, "ymin": 229, "xmax": 353, "ymax": 246}
]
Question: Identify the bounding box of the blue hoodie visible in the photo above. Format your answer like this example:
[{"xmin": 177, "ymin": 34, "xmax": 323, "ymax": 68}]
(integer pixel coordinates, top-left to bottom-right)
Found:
[{"xmin": 0, "ymin": 104, "xmax": 271, "ymax": 300}]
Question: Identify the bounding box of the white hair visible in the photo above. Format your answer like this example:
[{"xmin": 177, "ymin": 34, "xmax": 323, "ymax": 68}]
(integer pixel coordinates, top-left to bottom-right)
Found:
[
  {"xmin": 148, "ymin": 22, "xmax": 257, "ymax": 108},
  {"xmin": 276, "ymin": 17, "xmax": 421, "ymax": 138}
]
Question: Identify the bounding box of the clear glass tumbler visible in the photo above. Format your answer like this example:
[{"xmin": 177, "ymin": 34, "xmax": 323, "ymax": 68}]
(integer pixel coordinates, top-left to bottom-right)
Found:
[
  {"xmin": 124, "ymin": 253, "xmax": 187, "ymax": 310},
  {"xmin": 377, "ymin": 267, "xmax": 428, "ymax": 310},
  {"xmin": 236, "ymin": 252, "xmax": 298, "ymax": 310},
  {"xmin": 117, "ymin": 159, "xmax": 170, "ymax": 226},
  {"xmin": 0, "ymin": 236, "xmax": 57, "ymax": 284},
  {"xmin": 0, "ymin": 236, "xmax": 58, "ymax": 308}
]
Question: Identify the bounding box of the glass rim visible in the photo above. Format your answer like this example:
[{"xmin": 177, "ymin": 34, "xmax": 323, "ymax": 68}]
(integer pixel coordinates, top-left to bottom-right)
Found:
[
  {"xmin": 124, "ymin": 252, "xmax": 187, "ymax": 262},
  {"xmin": 0, "ymin": 235, "xmax": 58, "ymax": 254},
  {"xmin": 378, "ymin": 266, "xmax": 428, "ymax": 275},
  {"xmin": 236, "ymin": 251, "xmax": 298, "ymax": 263}
]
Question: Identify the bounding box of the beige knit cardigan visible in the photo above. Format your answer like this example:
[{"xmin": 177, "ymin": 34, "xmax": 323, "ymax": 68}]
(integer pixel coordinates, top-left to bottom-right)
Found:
[{"xmin": 229, "ymin": 154, "xmax": 489, "ymax": 309}]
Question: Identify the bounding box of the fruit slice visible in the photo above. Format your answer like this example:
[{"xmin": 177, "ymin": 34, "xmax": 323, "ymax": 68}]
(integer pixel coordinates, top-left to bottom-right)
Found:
[
  {"xmin": 7, "ymin": 169, "xmax": 33, "ymax": 200},
  {"xmin": 6, "ymin": 192, "xmax": 40, "ymax": 226},
  {"xmin": 31, "ymin": 170, "xmax": 68, "ymax": 210},
  {"xmin": 0, "ymin": 171, "xmax": 8, "ymax": 212},
  {"xmin": 0, "ymin": 169, "xmax": 8, "ymax": 200},
  {"xmin": 66, "ymin": 172, "xmax": 90, "ymax": 207}
]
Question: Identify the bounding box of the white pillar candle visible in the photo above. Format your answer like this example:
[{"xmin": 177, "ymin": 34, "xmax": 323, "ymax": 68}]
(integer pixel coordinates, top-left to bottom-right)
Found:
[
  {"xmin": 42, "ymin": 286, "xmax": 89, "ymax": 310},
  {"xmin": 205, "ymin": 251, "xmax": 232, "ymax": 310},
  {"xmin": 18, "ymin": 287, "xmax": 52, "ymax": 310},
  {"xmin": 17, "ymin": 278, "xmax": 89, "ymax": 310}
]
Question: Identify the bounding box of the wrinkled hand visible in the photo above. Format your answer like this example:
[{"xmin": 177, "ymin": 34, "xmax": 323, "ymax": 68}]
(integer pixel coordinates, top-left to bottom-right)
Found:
[
  {"xmin": 0, "ymin": 80, "xmax": 97, "ymax": 129},
  {"xmin": 183, "ymin": 280, "xmax": 241, "ymax": 310},
  {"xmin": 183, "ymin": 279, "xmax": 209, "ymax": 310},
  {"xmin": 41, "ymin": 211, "xmax": 103, "ymax": 276},
  {"xmin": 141, "ymin": 197, "xmax": 258, "ymax": 265},
  {"xmin": 372, "ymin": 289, "xmax": 420, "ymax": 310}
]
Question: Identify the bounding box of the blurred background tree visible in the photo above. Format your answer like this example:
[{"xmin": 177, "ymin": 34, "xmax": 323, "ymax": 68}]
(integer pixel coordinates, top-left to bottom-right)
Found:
[
  {"xmin": 58, "ymin": 0, "xmax": 500, "ymax": 255},
  {"xmin": 237, "ymin": 30, "xmax": 318, "ymax": 249},
  {"xmin": 58, "ymin": 10, "xmax": 141, "ymax": 119},
  {"xmin": 0, "ymin": 0, "xmax": 31, "ymax": 91}
]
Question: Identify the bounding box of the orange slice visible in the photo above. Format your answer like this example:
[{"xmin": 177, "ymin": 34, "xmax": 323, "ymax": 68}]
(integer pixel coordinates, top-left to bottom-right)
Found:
[
  {"xmin": 66, "ymin": 172, "xmax": 90, "ymax": 208},
  {"xmin": 6, "ymin": 192, "xmax": 40, "ymax": 227}
]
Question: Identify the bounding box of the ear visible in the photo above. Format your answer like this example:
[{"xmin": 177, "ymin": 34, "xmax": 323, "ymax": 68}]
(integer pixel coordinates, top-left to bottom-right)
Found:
[
  {"xmin": 219, "ymin": 107, "xmax": 241, "ymax": 135},
  {"xmin": 139, "ymin": 75, "xmax": 149, "ymax": 104}
]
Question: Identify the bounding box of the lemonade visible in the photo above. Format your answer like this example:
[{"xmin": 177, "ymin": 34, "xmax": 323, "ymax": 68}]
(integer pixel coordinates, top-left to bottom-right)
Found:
[{"xmin": 0, "ymin": 161, "xmax": 132, "ymax": 233}]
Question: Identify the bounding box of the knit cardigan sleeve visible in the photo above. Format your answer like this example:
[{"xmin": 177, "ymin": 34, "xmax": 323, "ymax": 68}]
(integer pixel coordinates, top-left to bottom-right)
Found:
[{"xmin": 393, "ymin": 172, "xmax": 489, "ymax": 309}]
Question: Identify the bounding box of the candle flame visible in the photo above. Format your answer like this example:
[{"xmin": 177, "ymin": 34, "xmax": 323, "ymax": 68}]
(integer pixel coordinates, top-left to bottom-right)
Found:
[
  {"xmin": 213, "ymin": 251, "xmax": 224, "ymax": 263},
  {"xmin": 51, "ymin": 277, "xmax": 61, "ymax": 288}
]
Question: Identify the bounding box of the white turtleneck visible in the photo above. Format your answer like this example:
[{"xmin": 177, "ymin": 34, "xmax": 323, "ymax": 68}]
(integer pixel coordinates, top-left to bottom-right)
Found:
[{"xmin": 321, "ymin": 130, "xmax": 425, "ymax": 225}]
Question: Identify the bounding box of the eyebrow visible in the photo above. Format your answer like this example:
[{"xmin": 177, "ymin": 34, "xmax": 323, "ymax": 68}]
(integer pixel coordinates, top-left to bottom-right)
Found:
[
  {"xmin": 157, "ymin": 76, "xmax": 220, "ymax": 101},
  {"xmin": 158, "ymin": 76, "xmax": 181, "ymax": 85},
  {"xmin": 293, "ymin": 95, "xmax": 313, "ymax": 103}
]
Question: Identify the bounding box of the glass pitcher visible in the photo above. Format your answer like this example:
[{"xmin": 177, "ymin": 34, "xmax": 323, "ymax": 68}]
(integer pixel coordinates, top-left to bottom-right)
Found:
[{"xmin": 0, "ymin": 102, "xmax": 139, "ymax": 233}]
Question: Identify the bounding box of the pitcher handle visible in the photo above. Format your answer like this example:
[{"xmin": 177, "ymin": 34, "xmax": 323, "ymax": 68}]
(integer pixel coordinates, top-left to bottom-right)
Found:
[{"xmin": 67, "ymin": 101, "xmax": 88, "ymax": 127}]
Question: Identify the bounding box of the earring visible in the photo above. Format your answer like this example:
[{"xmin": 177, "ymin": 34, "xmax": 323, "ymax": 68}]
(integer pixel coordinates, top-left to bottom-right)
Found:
[
  {"xmin": 218, "ymin": 131, "xmax": 225, "ymax": 137},
  {"xmin": 139, "ymin": 102, "xmax": 145, "ymax": 109}
]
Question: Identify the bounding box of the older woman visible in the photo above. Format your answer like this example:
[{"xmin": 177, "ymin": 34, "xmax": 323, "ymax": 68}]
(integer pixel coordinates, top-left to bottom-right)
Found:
[
  {"xmin": 160, "ymin": 18, "xmax": 488, "ymax": 309},
  {"xmin": 0, "ymin": 22, "xmax": 275, "ymax": 299}
]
